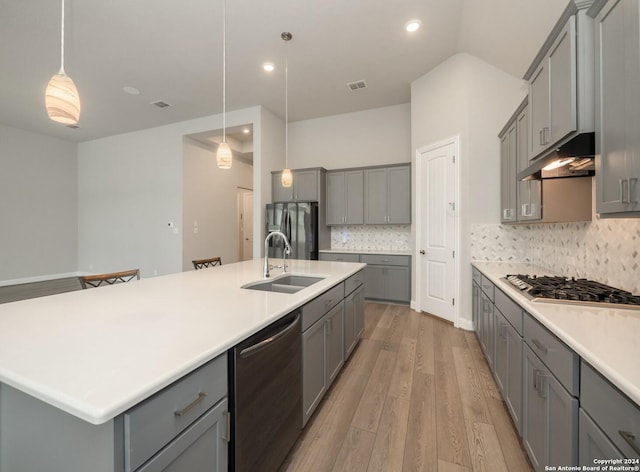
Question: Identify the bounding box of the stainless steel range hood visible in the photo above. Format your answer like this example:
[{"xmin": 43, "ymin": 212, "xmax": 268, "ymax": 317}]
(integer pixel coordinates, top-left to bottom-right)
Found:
[{"xmin": 518, "ymin": 132, "xmax": 595, "ymax": 181}]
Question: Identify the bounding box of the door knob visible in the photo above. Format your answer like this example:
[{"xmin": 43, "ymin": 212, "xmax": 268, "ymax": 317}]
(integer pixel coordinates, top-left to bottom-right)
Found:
[{"xmin": 420, "ymin": 250, "xmax": 426, "ymax": 255}]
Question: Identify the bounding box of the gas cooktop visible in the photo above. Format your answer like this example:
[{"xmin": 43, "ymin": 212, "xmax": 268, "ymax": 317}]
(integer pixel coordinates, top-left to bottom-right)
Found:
[{"xmin": 504, "ymin": 274, "xmax": 640, "ymax": 309}]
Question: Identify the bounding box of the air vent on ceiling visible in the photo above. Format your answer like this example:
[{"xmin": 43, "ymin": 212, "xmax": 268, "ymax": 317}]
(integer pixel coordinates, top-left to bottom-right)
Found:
[
  {"xmin": 151, "ymin": 100, "xmax": 172, "ymax": 108},
  {"xmin": 347, "ymin": 80, "xmax": 367, "ymax": 91}
]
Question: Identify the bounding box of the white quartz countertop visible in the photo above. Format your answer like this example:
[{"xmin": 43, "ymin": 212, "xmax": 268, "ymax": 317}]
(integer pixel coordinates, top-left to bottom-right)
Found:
[
  {"xmin": 472, "ymin": 261, "xmax": 640, "ymax": 406},
  {"xmin": 0, "ymin": 259, "xmax": 365, "ymax": 425},
  {"xmin": 320, "ymin": 248, "xmax": 412, "ymax": 256}
]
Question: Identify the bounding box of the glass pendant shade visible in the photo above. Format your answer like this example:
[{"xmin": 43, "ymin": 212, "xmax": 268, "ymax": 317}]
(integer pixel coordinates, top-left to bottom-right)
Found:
[
  {"xmin": 46, "ymin": 72, "xmax": 81, "ymax": 125},
  {"xmin": 281, "ymin": 168, "xmax": 293, "ymax": 187},
  {"xmin": 216, "ymin": 142, "xmax": 232, "ymax": 169}
]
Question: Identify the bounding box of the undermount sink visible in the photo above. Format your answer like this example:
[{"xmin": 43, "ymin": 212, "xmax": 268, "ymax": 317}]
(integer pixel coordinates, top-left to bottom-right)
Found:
[{"xmin": 242, "ymin": 274, "xmax": 325, "ymax": 294}]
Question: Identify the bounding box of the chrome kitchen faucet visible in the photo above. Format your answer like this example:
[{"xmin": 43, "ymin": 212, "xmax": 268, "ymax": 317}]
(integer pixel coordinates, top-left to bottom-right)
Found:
[{"xmin": 263, "ymin": 231, "xmax": 292, "ymax": 278}]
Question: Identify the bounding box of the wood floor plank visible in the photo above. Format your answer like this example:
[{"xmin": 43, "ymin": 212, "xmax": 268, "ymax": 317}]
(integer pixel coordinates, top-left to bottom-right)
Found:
[
  {"xmin": 486, "ymin": 397, "xmax": 533, "ymax": 472},
  {"xmin": 351, "ymin": 349, "xmax": 397, "ymax": 432},
  {"xmin": 403, "ymin": 309, "xmax": 421, "ymax": 341},
  {"xmin": 362, "ymin": 303, "xmax": 386, "ymax": 339},
  {"xmin": 449, "ymin": 326, "xmax": 469, "ymax": 349},
  {"xmin": 341, "ymin": 339, "xmax": 384, "ymax": 379},
  {"xmin": 402, "ymin": 372, "xmax": 437, "ymax": 472},
  {"xmin": 437, "ymin": 459, "xmax": 472, "ymax": 472},
  {"xmin": 367, "ymin": 396, "xmax": 411, "ymax": 472},
  {"xmin": 387, "ymin": 338, "xmax": 416, "ymax": 400},
  {"xmin": 451, "ymin": 346, "xmax": 490, "ymax": 423},
  {"xmin": 434, "ymin": 321, "xmax": 472, "ymax": 468},
  {"xmin": 464, "ymin": 331, "xmax": 501, "ymax": 401},
  {"xmin": 415, "ymin": 314, "xmax": 435, "ymax": 375},
  {"xmin": 331, "ymin": 426, "xmax": 376, "ymax": 472},
  {"xmin": 465, "ymin": 420, "xmax": 509, "ymax": 472}
]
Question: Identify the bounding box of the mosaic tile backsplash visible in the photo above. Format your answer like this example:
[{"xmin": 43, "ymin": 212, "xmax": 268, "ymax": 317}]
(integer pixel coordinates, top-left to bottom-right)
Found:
[
  {"xmin": 330, "ymin": 225, "xmax": 412, "ymax": 251},
  {"xmin": 471, "ymin": 219, "xmax": 640, "ymax": 295}
]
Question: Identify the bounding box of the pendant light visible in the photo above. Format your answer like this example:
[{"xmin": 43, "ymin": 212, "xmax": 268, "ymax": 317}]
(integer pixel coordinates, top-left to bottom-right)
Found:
[
  {"xmin": 281, "ymin": 32, "xmax": 293, "ymax": 187},
  {"xmin": 46, "ymin": 0, "xmax": 81, "ymax": 125},
  {"xmin": 216, "ymin": 0, "xmax": 232, "ymax": 169}
]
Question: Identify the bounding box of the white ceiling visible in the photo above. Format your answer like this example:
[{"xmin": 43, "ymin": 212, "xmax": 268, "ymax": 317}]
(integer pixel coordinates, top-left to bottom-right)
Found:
[{"xmin": 0, "ymin": 0, "xmax": 567, "ymax": 142}]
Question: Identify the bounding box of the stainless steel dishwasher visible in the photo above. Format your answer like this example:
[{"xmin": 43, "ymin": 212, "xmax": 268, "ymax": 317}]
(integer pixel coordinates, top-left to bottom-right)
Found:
[{"xmin": 228, "ymin": 310, "xmax": 302, "ymax": 472}]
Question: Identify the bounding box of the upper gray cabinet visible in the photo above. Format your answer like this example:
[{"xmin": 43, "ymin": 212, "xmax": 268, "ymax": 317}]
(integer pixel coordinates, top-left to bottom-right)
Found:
[
  {"xmin": 326, "ymin": 170, "xmax": 364, "ymax": 225},
  {"xmin": 499, "ymin": 98, "xmax": 541, "ymax": 224},
  {"xmin": 592, "ymin": 0, "xmax": 640, "ymax": 216},
  {"xmin": 524, "ymin": 2, "xmax": 595, "ymax": 161},
  {"xmin": 364, "ymin": 165, "xmax": 411, "ymax": 224},
  {"xmin": 271, "ymin": 168, "xmax": 326, "ymax": 202}
]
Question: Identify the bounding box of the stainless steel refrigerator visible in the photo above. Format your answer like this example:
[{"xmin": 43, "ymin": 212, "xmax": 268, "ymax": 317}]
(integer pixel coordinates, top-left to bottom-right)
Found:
[{"xmin": 265, "ymin": 202, "xmax": 319, "ymax": 260}]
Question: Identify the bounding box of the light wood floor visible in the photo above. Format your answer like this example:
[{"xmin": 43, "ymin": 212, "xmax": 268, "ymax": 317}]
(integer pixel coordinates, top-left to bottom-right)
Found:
[{"xmin": 281, "ymin": 302, "xmax": 532, "ymax": 472}]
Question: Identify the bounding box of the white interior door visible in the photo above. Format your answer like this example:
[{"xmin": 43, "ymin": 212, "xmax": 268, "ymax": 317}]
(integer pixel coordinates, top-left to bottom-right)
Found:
[
  {"xmin": 418, "ymin": 140, "xmax": 456, "ymax": 323},
  {"xmin": 242, "ymin": 191, "xmax": 253, "ymax": 260}
]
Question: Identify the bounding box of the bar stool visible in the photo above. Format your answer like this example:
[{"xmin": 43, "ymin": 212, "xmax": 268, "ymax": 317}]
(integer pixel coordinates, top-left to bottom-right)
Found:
[
  {"xmin": 192, "ymin": 257, "xmax": 222, "ymax": 270},
  {"xmin": 78, "ymin": 269, "xmax": 140, "ymax": 289}
]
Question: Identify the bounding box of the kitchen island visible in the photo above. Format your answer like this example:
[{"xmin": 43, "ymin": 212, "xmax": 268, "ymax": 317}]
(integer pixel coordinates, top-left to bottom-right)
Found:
[{"xmin": 0, "ymin": 258, "xmax": 365, "ymax": 471}]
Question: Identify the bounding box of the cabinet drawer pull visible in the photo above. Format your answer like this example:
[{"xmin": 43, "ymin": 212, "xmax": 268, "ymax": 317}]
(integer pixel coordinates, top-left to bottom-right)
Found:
[
  {"xmin": 174, "ymin": 392, "xmax": 207, "ymax": 417},
  {"xmin": 531, "ymin": 338, "xmax": 548, "ymax": 354},
  {"xmin": 619, "ymin": 430, "xmax": 640, "ymax": 455},
  {"xmin": 324, "ymin": 299, "xmax": 334, "ymax": 306},
  {"xmin": 620, "ymin": 179, "xmax": 627, "ymax": 203}
]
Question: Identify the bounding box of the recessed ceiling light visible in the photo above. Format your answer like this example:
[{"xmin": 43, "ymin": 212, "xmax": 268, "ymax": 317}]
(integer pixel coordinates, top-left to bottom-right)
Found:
[
  {"xmin": 263, "ymin": 63, "xmax": 275, "ymax": 72},
  {"xmin": 243, "ymin": 128, "xmax": 250, "ymax": 134},
  {"xmin": 123, "ymin": 86, "xmax": 140, "ymax": 95},
  {"xmin": 405, "ymin": 19, "xmax": 421, "ymax": 32}
]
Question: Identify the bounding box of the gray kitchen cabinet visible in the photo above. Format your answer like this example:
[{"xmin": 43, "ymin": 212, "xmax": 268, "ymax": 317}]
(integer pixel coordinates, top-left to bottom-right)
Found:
[
  {"xmin": 319, "ymin": 252, "xmax": 360, "ymax": 263},
  {"xmin": 593, "ymin": 0, "xmax": 640, "ymax": 216},
  {"xmin": 271, "ymin": 168, "xmax": 326, "ymax": 202},
  {"xmin": 524, "ymin": 4, "xmax": 595, "ymax": 161},
  {"xmin": 522, "ymin": 344, "xmax": 578, "ymax": 471},
  {"xmin": 580, "ymin": 360, "xmax": 640, "ymax": 459},
  {"xmin": 472, "ymin": 281, "xmax": 480, "ymax": 331},
  {"xmin": 500, "ymin": 121, "xmax": 517, "ymax": 223},
  {"xmin": 579, "ymin": 408, "xmax": 624, "ymax": 464},
  {"xmin": 362, "ymin": 254, "xmax": 411, "ymax": 303},
  {"xmin": 516, "ymin": 103, "xmax": 542, "ymax": 221},
  {"xmin": 302, "ymin": 279, "xmax": 359, "ymax": 427},
  {"xmin": 0, "ymin": 354, "xmax": 229, "ymax": 472},
  {"xmin": 478, "ymin": 290, "xmax": 495, "ymax": 369},
  {"xmin": 302, "ymin": 300, "xmax": 345, "ymax": 426},
  {"xmin": 364, "ymin": 165, "xmax": 411, "ymax": 224},
  {"xmin": 325, "ymin": 302, "xmax": 345, "ymax": 387},
  {"xmin": 494, "ymin": 309, "xmax": 523, "ymax": 434},
  {"xmin": 344, "ymin": 274, "xmax": 365, "ymax": 359},
  {"xmin": 302, "ymin": 312, "xmax": 327, "ymax": 426},
  {"xmin": 326, "ymin": 170, "xmax": 364, "ymax": 225}
]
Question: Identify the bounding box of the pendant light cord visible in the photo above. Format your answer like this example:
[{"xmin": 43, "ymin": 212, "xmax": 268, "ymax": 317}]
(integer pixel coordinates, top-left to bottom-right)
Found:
[
  {"xmin": 285, "ymin": 51, "xmax": 288, "ymax": 168},
  {"xmin": 59, "ymin": 0, "xmax": 66, "ymax": 74},
  {"xmin": 221, "ymin": 0, "xmax": 226, "ymax": 143}
]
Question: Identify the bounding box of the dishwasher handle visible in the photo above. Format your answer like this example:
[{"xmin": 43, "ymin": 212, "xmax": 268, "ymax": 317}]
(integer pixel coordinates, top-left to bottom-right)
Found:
[{"xmin": 240, "ymin": 313, "xmax": 301, "ymax": 358}]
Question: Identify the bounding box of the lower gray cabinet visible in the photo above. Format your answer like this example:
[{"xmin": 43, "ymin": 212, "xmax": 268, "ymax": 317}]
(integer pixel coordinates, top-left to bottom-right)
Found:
[
  {"xmin": 494, "ymin": 310, "xmax": 523, "ymax": 433},
  {"xmin": 344, "ymin": 284, "xmax": 364, "ymax": 359},
  {"xmin": 364, "ymin": 265, "xmax": 410, "ymax": 303},
  {"xmin": 302, "ymin": 300, "xmax": 345, "ymax": 426},
  {"xmin": 137, "ymin": 398, "xmax": 228, "ymax": 472},
  {"xmin": 522, "ymin": 344, "xmax": 578, "ymax": 471},
  {"xmin": 478, "ymin": 290, "xmax": 494, "ymax": 369},
  {"xmin": 579, "ymin": 408, "xmax": 623, "ymax": 464}
]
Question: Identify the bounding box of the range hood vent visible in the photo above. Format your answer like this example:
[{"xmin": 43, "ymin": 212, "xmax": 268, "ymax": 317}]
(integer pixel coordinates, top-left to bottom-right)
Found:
[{"xmin": 518, "ymin": 132, "xmax": 595, "ymax": 181}]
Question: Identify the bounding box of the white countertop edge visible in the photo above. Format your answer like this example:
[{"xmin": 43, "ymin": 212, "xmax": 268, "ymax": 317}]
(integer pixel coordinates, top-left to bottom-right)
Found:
[
  {"xmin": 320, "ymin": 248, "xmax": 413, "ymax": 256},
  {"xmin": 472, "ymin": 261, "xmax": 640, "ymax": 406},
  {"xmin": 0, "ymin": 260, "xmax": 367, "ymax": 425}
]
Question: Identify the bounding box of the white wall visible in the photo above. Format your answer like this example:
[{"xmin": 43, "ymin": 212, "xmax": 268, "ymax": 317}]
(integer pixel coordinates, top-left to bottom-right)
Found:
[
  {"xmin": 182, "ymin": 138, "xmax": 253, "ymax": 271},
  {"xmin": 0, "ymin": 124, "xmax": 78, "ymax": 282},
  {"xmin": 411, "ymin": 53, "xmax": 527, "ymax": 327},
  {"xmin": 288, "ymin": 103, "xmax": 411, "ymax": 169},
  {"xmin": 77, "ymin": 106, "xmax": 270, "ymax": 277}
]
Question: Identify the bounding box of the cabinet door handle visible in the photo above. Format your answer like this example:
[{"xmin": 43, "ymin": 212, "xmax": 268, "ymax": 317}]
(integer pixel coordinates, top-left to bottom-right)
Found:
[
  {"xmin": 629, "ymin": 178, "xmax": 638, "ymax": 204},
  {"xmin": 536, "ymin": 371, "xmax": 547, "ymax": 398},
  {"xmin": 619, "ymin": 430, "xmax": 640, "ymax": 455},
  {"xmin": 500, "ymin": 322, "xmax": 507, "ymax": 339},
  {"xmin": 539, "ymin": 129, "xmax": 544, "ymax": 146},
  {"xmin": 620, "ymin": 179, "xmax": 628, "ymax": 203},
  {"xmin": 174, "ymin": 392, "xmax": 208, "ymax": 417},
  {"xmin": 542, "ymin": 127, "xmax": 549, "ymax": 145},
  {"xmin": 531, "ymin": 338, "xmax": 548, "ymax": 354}
]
